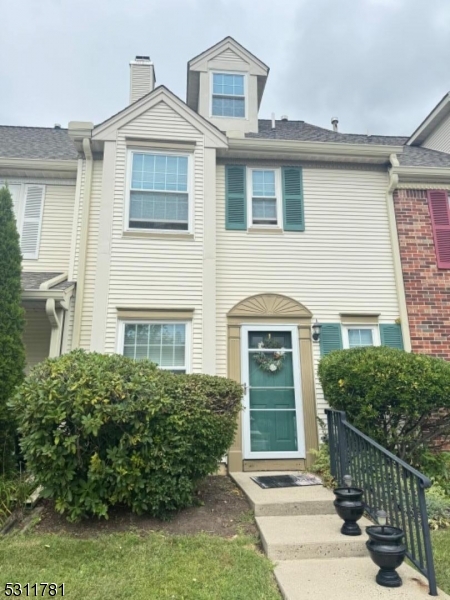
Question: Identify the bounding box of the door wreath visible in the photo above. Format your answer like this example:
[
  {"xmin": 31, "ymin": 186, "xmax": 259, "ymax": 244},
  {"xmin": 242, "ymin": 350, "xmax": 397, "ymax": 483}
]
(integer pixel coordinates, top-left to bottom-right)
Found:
[{"xmin": 253, "ymin": 334, "xmax": 286, "ymax": 373}]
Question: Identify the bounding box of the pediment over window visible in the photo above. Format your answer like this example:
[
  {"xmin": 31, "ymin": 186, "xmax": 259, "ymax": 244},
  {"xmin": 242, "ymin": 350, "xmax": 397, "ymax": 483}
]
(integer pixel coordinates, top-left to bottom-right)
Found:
[{"xmin": 228, "ymin": 294, "xmax": 312, "ymax": 319}]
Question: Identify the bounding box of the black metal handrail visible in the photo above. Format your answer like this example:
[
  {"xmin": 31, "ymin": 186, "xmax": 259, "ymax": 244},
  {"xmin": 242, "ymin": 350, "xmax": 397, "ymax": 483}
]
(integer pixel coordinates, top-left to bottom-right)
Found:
[{"xmin": 326, "ymin": 408, "xmax": 438, "ymax": 596}]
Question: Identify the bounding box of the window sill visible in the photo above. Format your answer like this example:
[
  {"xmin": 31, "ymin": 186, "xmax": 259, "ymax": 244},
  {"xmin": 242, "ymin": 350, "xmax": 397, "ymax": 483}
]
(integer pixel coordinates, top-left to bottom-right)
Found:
[
  {"xmin": 210, "ymin": 115, "xmax": 248, "ymax": 120},
  {"xmin": 123, "ymin": 230, "xmax": 194, "ymax": 240},
  {"xmin": 247, "ymin": 226, "xmax": 284, "ymax": 235}
]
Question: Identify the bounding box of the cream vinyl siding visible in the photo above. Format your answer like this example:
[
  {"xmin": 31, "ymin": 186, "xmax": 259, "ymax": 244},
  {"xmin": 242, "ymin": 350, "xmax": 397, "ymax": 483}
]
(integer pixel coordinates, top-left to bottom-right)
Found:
[
  {"xmin": 423, "ymin": 112, "xmax": 450, "ymax": 154},
  {"xmin": 101, "ymin": 102, "xmax": 205, "ymax": 371},
  {"xmin": 23, "ymin": 308, "xmax": 51, "ymax": 373},
  {"xmin": 130, "ymin": 63, "xmax": 153, "ymax": 104},
  {"xmin": 77, "ymin": 161, "xmax": 103, "ymax": 349},
  {"xmin": 211, "ymin": 48, "xmax": 248, "ymax": 66},
  {"xmin": 216, "ymin": 164, "xmax": 399, "ymax": 421}
]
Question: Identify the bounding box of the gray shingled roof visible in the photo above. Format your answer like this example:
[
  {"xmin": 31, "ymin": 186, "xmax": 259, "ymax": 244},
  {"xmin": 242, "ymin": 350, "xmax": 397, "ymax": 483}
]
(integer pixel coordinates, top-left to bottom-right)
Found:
[
  {"xmin": 2, "ymin": 118, "xmax": 450, "ymax": 169},
  {"xmin": 400, "ymin": 145, "xmax": 450, "ymax": 168},
  {"xmin": 21, "ymin": 272, "xmax": 74, "ymax": 291},
  {"xmin": 248, "ymin": 120, "xmax": 450, "ymax": 168},
  {"xmin": 0, "ymin": 126, "xmax": 78, "ymax": 160},
  {"xmin": 248, "ymin": 120, "xmax": 408, "ymax": 145}
]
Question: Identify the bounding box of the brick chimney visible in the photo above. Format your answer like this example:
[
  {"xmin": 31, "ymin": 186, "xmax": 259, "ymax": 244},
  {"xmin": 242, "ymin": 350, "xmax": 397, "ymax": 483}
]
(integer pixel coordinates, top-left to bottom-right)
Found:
[{"xmin": 130, "ymin": 56, "xmax": 155, "ymax": 104}]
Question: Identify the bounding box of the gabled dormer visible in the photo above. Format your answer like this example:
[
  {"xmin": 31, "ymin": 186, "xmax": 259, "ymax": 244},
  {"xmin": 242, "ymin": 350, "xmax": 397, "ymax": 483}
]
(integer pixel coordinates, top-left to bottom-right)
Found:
[{"xmin": 187, "ymin": 37, "xmax": 269, "ymax": 135}]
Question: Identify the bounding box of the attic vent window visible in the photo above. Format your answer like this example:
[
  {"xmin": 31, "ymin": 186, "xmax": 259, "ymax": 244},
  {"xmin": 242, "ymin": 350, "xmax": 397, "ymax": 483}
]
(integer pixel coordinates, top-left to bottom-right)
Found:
[{"xmin": 211, "ymin": 73, "xmax": 245, "ymax": 118}]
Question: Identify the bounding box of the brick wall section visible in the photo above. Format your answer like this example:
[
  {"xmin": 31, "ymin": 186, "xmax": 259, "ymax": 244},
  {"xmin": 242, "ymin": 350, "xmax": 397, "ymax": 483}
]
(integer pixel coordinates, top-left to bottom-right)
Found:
[{"xmin": 394, "ymin": 188, "xmax": 450, "ymax": 359}]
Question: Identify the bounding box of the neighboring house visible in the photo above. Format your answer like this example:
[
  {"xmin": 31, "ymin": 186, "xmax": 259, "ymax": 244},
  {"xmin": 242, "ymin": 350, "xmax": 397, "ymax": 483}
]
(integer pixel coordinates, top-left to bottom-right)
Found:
[
  {"xmin": 391, "ymin": 94, "xmax": 450, "ymax": 360},
  {"xmin": 2, "ymin": 37, "xmax": 450, "ymax": 472},
  {"xmin": 0, "ymin": 125, "xmax": 78, "ymax": 371}
]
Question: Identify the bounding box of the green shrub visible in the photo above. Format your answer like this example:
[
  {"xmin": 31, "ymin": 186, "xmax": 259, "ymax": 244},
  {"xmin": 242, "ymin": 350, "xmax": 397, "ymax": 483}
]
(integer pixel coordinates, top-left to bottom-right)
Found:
[
  {"xmin": 0, "ymin": 186, "xmax": 25, "ymax": 475},
  {"xmin": 421, "ymin": 451, "xmax": 450, "ymax": 496},
  {"xmin": 426, "ymin": 483, "xmax": 450, "ymax": 530},
  {"xmin": 318, "ymin": 346, "xmax": 450, "ymax": 465},
  {"xmin": 10, "ymin": 350, "xmax": 242, "ymax": 521},
  {"xmin": 0, "ymin": 474, "xmax": 33, "ymax": 527},
  {"xmin": 309, "ymin": 443, "xmax": 334, "ymax": 488}
]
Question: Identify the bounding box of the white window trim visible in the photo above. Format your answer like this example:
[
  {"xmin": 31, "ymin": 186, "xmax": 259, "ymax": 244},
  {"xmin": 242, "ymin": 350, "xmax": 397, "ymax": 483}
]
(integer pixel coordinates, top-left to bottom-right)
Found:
[
  {"xmin": 247, "ymin": 167, "xmax": 282, "ymax": 229},
  {"xmin": 210, "ymin": 71, "xmax": 248, "ymax": 120},
  {"xmin": 124, "ymin": 148, "xmax": 194, "ymax": 235},
  {"xmin": 1, "ymin": 181, "xmax": 45, "ymax": 260},
  {"xmin": 116, "ymin": 319, "xmax": 192, "ymax": 373},
  {"xmin": 342, "ymin": 325, "xmax": 381, "ymax": 349}
]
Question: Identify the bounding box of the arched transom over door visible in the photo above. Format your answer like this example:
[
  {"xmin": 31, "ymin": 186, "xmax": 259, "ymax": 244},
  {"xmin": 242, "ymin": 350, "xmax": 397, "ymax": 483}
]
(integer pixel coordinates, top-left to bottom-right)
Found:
[
  {"xmin": 227, "ymin": 294, "xmax": 318, "ymax": 472},
  {"xmin": 228, "ymin": 294, "xmax": 312, "ymax": 321}
]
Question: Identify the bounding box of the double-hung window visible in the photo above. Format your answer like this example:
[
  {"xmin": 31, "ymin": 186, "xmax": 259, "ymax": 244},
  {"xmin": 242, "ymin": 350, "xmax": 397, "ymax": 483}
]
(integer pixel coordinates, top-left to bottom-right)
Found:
[
  {"xmin": 248, "ymin": 169, "xmax": 280, "ymax": 226},
  {"xmin": 121, "ymin": 321, "xmax": 190, "ymax": 373},
  {"xmin": 212, "ymin": 73, "xmax": 245, "ymax": 118},
  {"xmin": 342, "ymin": 326, "xmax": 380, "ymax": 349},
  {"xmin": 128, "ymin": 151, "xmax": 190, "ymax": 231}
]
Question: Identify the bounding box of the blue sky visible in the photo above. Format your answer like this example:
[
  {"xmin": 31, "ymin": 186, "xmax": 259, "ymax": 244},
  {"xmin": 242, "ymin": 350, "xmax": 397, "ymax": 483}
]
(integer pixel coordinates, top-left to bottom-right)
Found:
[{"xmin": 1, "ymin": 0, "xmax": 449, "ymax": 135}]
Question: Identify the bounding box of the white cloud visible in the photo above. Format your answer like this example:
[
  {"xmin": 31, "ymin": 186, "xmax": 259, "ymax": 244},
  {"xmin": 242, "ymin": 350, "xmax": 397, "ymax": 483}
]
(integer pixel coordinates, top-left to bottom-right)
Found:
[{"xmin": 0, "ymin": 0, "xmax": 449, "ymax": 135}]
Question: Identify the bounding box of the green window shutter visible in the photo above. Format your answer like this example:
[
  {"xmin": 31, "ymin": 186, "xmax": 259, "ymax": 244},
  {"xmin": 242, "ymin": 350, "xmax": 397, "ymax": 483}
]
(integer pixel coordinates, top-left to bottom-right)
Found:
[
  {"xmin": 320, "ymin": 324, "xmax": 343, "ymax": 356},
  {"xmin": 282, "ymin": 166, "xmax": 304, "ymax": 231},
  {"xmin": 380, "ymin": 324, "xmax": 404, "ymax": 350},
  {"xmin": 225, "ymin": 165, "xmax": 246, "ymax": 230}
]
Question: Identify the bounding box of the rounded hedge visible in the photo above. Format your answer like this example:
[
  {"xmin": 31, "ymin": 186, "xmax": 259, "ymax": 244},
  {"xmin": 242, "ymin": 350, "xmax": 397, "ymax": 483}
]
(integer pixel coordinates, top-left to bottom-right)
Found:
[
  {"xmin": 10, "ymin": 350, "xmax": 242, "ymax": 521},
  {"xmin": 318, "ymin": 346, "xmax": 450, "ymax": 465}
]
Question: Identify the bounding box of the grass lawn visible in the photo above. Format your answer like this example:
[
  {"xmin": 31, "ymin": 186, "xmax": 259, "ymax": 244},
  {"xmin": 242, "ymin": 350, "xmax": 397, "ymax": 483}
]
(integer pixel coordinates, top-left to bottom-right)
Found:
[
  {"xmin": 0, "ymin": 532, "xmax": 281, "ymax": 600},
  {"xmin": 432, "ymin": 529, "xmax": 450, "ymax": 594}
]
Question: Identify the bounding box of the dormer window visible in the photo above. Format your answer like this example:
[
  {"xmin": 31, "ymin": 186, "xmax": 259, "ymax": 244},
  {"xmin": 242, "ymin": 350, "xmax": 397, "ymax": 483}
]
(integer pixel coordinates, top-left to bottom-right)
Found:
[{"xmin": 211, "ymin": 72, "xmax": 246, "ymax": 118}]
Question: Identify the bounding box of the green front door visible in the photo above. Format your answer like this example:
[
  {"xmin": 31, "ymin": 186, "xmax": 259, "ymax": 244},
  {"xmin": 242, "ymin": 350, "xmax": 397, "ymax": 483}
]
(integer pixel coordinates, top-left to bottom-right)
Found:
[{"xmin": 244, "ymin": 329, "xmax": 303, "ymax": 458}]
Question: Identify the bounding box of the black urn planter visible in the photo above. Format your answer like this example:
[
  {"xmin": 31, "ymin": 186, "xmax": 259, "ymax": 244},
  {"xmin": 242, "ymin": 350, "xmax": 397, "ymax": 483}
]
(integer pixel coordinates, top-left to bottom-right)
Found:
[
  {"xmin": 366, "ymin": 525, "xmax": 406, "ymax": 588},
  {"xmin": 333, "ymin": 486, "xmax": 365, "ymax": 536}
]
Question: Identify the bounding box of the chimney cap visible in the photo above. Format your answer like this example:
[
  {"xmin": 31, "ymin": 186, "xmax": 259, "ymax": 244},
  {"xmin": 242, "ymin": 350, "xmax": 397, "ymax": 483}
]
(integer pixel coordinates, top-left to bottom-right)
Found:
[
  {"xmin": 280, "ymin": 115, "xmax": 288, "ymax": 122},
  {"xmin": 135, "ymin": 55, "xmax": 151, "ymax": 61}
]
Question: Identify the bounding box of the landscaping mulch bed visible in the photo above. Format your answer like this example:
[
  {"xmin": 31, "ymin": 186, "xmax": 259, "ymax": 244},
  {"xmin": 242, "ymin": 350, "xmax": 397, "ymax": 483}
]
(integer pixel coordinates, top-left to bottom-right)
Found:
[{"xmin": 29, "ymin": 475, "xmax": 256, "ymax": 538}]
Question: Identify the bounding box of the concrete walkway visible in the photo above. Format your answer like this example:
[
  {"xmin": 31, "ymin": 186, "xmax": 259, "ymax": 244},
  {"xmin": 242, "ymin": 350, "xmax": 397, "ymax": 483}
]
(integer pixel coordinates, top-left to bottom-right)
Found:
[{"xmin": 231, "ymin": 471, "xmax": 449, "ymax": 600}]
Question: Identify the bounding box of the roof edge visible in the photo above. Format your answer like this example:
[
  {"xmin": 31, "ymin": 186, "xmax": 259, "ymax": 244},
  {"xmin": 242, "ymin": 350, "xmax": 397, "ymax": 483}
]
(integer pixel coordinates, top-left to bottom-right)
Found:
[
  {"xmin": 391, "ymin": 164, "xmax": 450, "ymax": 184},
  {"xmin": 92, "ymin": 85, "xmax": 227, "ymax": 148},
  {"xmin": 222, "ymin": 137, "xmax": 404, "ymax": 162},
  {"xmin": 188, "ymin": 36, "xmax": 269, "ymax": 72},
  {"xmin": 0, "ymin": 157, "xmax": 78, "ymax": 172},
  {"xmin": 407, "ymin": 92, "xmax": 450, "ymax": 146}
]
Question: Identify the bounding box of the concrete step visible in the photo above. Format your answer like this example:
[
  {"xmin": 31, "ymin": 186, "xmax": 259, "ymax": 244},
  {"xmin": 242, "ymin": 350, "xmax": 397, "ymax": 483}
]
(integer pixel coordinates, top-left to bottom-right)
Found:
[
  {"xmin": 256, "ymin": 514, "xmax": 372, "ymax": 560},
  {"xmin": 274, "ymin": 557, "xmax": 450, "ymax": 600},
  {"xmin": 230, "ymin": 471, "xmax": 336, "ymax": 516}
]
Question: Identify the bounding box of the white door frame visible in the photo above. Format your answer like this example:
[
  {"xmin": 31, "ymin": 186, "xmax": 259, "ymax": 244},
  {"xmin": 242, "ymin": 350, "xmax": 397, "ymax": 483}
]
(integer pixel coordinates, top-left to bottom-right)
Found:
[{"xmin": 241, "ymin": 324, "xmax": 306, "ymax": 460}]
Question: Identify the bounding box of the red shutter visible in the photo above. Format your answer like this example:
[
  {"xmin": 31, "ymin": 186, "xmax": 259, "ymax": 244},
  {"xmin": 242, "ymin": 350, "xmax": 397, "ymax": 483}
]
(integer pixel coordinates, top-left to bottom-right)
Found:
[{"xmin": 428, "ymin": 190, "xmax": 450, "ymax": 269}]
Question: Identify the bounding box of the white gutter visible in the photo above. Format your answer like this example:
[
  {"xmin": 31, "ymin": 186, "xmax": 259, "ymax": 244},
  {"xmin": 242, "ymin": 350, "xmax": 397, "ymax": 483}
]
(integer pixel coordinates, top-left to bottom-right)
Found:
[
  {"xmin": 221, "ymin": 138, "xmax": 404, "ymax": 162},
  {"xmin": 390, "ymin": 165, "xmax": 450, "ymax": 185},
  {"xmin": 72, "ymin": 138, "xmax": 93, "ymax": 347},
  {"xmin": 39, "ymin": 272, "xmax": 68, "ymax": 291},
  {"xmin": 22, "ymin": 285, "xmax": 75, "ymax": 309},
  {"xmin": 0, "ymin": 157, "xmax": 78, "ymax": 173},
  {"xmin": 386, "ymin": 154, "xmax": 411, "ymax": 351}
]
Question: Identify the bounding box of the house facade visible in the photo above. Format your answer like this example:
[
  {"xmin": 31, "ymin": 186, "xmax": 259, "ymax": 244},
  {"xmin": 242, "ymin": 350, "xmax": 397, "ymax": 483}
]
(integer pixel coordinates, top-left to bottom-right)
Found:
[{"xmin": 2, "ymin": 37, "xmax": 450, "ymax": 472}]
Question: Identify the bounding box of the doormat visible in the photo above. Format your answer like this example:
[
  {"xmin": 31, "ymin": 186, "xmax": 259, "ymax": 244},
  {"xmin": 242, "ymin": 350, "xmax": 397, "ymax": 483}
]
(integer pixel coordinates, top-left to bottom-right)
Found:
[{"xmin": 251, "ymin": 474, "xmax": 322, "ymax": 489}]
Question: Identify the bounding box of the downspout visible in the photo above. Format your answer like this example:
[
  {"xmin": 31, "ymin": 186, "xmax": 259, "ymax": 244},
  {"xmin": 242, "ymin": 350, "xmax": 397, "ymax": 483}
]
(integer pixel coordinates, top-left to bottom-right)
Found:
[
  {"xmin": 72, "ymin": 137, "xmax": 93, "ymax": 347},
  {"xmin": 386, "ymin": 153, "xmax": 411, "ymax": 351}
]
